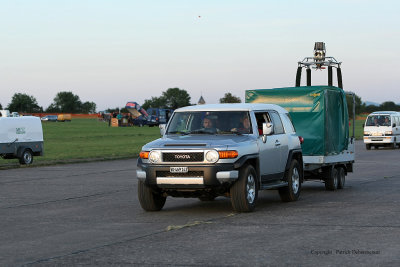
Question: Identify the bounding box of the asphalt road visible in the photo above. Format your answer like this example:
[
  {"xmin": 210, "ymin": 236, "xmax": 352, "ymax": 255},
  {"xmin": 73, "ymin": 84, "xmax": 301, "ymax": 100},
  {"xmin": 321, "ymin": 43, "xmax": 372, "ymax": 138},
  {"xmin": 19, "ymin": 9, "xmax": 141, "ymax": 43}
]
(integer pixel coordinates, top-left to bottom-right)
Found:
[{"xmin": 1, "ymin": 140, "xmax": 399, "ymax": 266}]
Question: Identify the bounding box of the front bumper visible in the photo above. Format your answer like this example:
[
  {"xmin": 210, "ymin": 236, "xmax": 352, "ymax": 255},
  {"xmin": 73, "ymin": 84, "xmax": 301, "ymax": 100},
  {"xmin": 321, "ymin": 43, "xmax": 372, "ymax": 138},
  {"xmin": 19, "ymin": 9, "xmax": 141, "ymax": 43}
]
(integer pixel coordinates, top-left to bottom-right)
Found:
[
  {"xmin": 136, "ymin": 162, "xmax": 238, "ymax": 188},
  {"xmin": 363, "ymin": 136, "xmax": 396, "ymax": 144}
]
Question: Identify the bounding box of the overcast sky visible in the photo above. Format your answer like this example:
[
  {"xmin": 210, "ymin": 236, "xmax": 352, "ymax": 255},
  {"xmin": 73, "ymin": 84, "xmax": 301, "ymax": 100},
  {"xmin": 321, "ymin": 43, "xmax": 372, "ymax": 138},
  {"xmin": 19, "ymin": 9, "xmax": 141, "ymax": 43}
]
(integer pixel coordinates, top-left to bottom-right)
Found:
[{"xmin": 1, "ymin": 0, "xmax": 399, "ymax": 111}]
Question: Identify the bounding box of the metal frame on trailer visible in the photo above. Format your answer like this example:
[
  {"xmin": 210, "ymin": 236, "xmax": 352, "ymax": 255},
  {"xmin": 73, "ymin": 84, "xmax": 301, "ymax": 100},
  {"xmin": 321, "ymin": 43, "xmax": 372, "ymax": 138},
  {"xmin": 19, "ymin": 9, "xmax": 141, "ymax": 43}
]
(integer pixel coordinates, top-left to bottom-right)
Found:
[{"xmin": 295, "ymin": 42, "xmax": 343, "ymax": 89}]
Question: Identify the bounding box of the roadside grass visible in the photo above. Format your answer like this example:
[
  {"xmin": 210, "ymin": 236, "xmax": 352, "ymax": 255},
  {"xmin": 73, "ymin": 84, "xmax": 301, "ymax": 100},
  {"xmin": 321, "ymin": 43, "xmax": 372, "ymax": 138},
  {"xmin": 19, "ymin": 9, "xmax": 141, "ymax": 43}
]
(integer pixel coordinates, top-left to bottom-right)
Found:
[
  {"xmin": 0, "ymin": 119, "xmax": 160, "ymax": 167},
  {"xmin": 0, "ymin": 118, "xmax": 365, "ymax": 168}
]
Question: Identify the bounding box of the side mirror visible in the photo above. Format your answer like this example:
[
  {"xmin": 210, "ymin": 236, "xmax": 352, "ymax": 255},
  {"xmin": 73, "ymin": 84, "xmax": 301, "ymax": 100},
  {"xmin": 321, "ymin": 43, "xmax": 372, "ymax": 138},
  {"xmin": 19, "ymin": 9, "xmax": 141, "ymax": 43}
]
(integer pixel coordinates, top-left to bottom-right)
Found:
[
  {"xmin": 362, "ymin": 124, "xmax": 365, "ymax": 128},
  {"xmin": 262, "ymin": 122, "xmax": 274, "ymax": 135},
  {"xmin": 393, "ymin": 123, "xmax": 396, "ymax": 127},
  {"xmin": 159, "ymin": 124, "xmax": 166, "ymax": 136}
]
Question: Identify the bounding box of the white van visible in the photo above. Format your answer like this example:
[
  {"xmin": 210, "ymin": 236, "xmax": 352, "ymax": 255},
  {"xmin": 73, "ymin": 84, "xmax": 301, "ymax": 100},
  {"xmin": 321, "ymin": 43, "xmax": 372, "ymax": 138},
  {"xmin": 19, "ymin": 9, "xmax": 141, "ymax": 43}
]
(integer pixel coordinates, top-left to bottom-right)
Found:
[
  {"xmin": 0, "ymin": 116, "xmax": 44, "ymax": 164},
  {"xmin": 363, "ymin": 111, "xmax": 400, "ymax": 150}
]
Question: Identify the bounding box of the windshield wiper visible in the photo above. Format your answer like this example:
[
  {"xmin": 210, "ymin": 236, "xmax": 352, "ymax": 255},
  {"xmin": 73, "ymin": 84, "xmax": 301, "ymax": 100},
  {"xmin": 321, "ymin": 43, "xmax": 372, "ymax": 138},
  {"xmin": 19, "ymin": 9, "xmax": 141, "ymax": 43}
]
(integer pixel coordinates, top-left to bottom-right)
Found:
[{"xmin": 188, "ymin": 130, "xmax": 215, "ymax": 135}]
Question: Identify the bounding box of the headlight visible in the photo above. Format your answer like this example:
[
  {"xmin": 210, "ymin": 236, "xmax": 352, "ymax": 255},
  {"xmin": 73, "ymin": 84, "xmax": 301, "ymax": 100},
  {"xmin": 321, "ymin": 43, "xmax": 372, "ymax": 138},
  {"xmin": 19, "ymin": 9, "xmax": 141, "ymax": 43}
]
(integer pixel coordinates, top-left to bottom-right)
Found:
[
  {"xmin": 385, "ymin": 131, "xmax": 393, "ymax": 136},
  {"xmin": 205, "ymin": 150, "xmax": 219, "ymax": 163},
  {"xmin": 363, "ymin": 131, "xmax": 370, "ymax": 136},
  {"xmin": 149, "ymin": 151, "xmax": 161, "ymax": 163}
]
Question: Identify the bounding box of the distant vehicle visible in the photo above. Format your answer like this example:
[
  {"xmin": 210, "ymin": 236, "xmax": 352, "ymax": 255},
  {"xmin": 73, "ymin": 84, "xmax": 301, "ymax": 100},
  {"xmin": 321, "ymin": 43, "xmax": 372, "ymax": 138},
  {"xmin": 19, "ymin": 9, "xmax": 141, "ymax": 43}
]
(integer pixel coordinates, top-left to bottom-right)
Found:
[
  {"xmin": 0, "ymin": 110, "xmax": 10, "ymax": 117},
  {"xmin": 41, "ymin": 115, "xmax": 58, "ymax": 122},
  {"xmin": 363, "ymin": 111, "xmax": 400, "ymax": 150},
  {"xmin": 57, "ymin": 114, "xmax": 72, "ymax": 122},
  {"xmin": 0, "ymin": 116, "xmax": 44, "ymax": 164},
  {"xmin": 11, "ymin": 112, "xmax": 20, "ymax": 117},
  {"xmin": 146, "ymin": 108, "xmax": 173, "ymax": 126},
  {"xmin": 132, "ymin": 116, "xmax": 147, "ymax": 127}
]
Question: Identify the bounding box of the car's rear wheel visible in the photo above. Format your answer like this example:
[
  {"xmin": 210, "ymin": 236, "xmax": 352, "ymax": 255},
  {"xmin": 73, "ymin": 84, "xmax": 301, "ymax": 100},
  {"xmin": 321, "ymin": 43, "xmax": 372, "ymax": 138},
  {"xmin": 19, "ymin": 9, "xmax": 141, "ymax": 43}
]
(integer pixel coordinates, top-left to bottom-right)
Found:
[
  {"xmin": 279, "ymin": 159, "xmax": 301, "ymax": 202},
  {"xmin": 138, "ymin": 181, "xmax": 166, "ymax": 211},
  {"xmin": 230, "ymin": 165, "xmax": 258, "ymax": 212}
]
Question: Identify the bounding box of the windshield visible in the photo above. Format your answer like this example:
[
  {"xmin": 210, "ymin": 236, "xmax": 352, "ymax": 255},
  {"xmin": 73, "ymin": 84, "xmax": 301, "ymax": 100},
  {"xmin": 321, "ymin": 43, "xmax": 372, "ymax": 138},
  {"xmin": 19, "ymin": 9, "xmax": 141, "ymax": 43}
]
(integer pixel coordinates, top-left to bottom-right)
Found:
[
  {"xmin": 366, "ymin": 115, "xmax": 391, "ymax": 126},
  {"xmin": 167, "ymin": 111, "xmax": 252, "ymax": 135}
]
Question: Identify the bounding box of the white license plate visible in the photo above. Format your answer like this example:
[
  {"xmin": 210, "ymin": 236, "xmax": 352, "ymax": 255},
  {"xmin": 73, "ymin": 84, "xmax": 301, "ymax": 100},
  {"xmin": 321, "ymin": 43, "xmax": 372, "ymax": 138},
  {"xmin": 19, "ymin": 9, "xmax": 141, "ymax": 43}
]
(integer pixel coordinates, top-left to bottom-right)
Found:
[{"xmin": 170, "ymin": 167, "xmax": 188, "ymax": 173}]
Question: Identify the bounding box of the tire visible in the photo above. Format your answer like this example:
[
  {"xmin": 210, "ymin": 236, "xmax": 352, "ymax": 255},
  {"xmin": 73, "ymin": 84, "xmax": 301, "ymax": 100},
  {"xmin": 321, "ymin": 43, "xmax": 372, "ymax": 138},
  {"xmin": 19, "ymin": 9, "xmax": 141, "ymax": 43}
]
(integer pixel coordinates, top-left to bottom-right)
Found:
[
  {"xmin": 391, "ymin": 142, "xmax": 396, "ymax": 149},
  {"xmin": 366, "ymin": 144, "xmax": 371, "ymax": 150},
  {"xmin": 325, "ymin": 167, "xmax": 338, "ymax": 191},
  {"xmin": 279, "ymin": 159, "xmax": 301, "ymax": 202},
  {"xmin": 337, "ymin": 167, "xmax": 346, "ymax": 189},
  {"xmin": 230, "ymin": 165, "xmax": 258, "ymax": 212},
  {"xmin": 19, "ymin": 149, "xmax": 33, "ymax": 165},
  {"xmin": 138, "ymin": 180, "xmax": 166, "ymax": 211}
]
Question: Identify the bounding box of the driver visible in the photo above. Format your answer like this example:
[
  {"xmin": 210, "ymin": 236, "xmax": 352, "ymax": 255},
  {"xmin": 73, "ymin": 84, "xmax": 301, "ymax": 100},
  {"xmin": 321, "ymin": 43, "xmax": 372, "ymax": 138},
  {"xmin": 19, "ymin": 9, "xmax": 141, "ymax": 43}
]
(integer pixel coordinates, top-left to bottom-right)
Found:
[{"xmin": 203, "ymin": 117, "xmax": 213, "ymax": 128}]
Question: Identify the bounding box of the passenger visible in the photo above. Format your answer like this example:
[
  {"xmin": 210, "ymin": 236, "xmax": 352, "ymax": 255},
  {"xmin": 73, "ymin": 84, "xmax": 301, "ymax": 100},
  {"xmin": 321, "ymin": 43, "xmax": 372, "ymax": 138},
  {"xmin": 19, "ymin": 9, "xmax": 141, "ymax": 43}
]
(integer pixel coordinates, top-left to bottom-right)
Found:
[
  {"xmin": 374, "ymin": 117, "xmax": 379, "ymax": 126},
  {"xmin": 383, "ymin": 117, "xmax": 390, "ymax": 126},
  {"xmin": 231, "ymin": 115, "xmax": 251, "ymax": 133}
]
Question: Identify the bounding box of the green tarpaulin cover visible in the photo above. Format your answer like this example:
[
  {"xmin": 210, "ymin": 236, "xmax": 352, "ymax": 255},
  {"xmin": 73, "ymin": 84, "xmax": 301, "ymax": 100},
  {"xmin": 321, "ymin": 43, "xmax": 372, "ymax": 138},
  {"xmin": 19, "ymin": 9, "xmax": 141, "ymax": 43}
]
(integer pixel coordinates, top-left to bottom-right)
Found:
[{"xmin": 246, "ymin": 86, "xmax": 349, "ymax": 156}]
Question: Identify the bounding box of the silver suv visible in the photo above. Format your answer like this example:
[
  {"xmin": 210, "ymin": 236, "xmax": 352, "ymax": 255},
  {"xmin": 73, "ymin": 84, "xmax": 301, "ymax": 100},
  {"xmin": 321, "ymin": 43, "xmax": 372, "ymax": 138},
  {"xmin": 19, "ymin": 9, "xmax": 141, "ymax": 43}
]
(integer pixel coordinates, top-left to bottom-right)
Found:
[{"xmin": 136, "ymin": 103, "xmax": 303, "ymax": 212}]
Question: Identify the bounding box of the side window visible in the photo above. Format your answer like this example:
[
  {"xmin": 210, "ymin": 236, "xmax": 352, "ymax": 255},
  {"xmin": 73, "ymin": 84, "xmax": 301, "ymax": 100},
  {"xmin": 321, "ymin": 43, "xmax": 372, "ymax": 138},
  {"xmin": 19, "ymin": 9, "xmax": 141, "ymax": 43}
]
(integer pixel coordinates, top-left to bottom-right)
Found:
[
  {"xmin": 254, "ymin": 112, "xmax": 272, "ymax": 135},
  {"xmin": 270, "ymin": 111, "xmax": 284, "ymax": 134}
]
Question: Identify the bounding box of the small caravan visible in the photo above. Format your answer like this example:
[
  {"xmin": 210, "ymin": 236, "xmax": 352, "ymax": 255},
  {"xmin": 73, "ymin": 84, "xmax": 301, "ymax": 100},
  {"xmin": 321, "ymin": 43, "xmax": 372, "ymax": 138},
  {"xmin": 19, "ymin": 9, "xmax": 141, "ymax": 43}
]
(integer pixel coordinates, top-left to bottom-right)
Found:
[
  {"xmin": 363, "ymin": 111, "xmax": 400, "ymax": 149},
  {"xmin": 0, "ymin": 116, "xmax": 44, "ymax": 164}
]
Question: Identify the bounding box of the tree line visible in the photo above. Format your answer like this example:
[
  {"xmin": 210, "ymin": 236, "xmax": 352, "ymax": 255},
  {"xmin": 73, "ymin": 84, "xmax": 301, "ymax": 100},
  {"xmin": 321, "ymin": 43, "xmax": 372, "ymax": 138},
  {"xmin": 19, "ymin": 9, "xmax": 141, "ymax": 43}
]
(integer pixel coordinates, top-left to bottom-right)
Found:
[
  {"xmin": 0, "ymin": 92, "xmax": 96, "ymax": 114},
  {"xmin": 2, "ymin": 88, "xmax": 398, "ymax": 115}
]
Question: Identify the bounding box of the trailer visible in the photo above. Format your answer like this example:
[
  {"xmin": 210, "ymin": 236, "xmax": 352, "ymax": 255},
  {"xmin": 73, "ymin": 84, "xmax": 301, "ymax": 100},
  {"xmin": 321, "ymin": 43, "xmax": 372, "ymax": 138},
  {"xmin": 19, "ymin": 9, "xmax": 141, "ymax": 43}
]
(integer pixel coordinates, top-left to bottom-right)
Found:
[
  {"xmin": 0, "ymin": 116, "xmax": 44, "ymax": 164},
  {"xmin": 245, "ymin": 42, "xmax": 355, "ymax": 190}
]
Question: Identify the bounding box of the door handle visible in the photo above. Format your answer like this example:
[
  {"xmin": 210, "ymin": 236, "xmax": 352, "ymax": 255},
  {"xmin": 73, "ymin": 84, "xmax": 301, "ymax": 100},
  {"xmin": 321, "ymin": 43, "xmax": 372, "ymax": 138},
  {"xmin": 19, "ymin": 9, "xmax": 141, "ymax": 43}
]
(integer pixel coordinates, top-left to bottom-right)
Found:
[{"xmin": 275, "ymin": 140, "xmax": 281, "ymax": 146}]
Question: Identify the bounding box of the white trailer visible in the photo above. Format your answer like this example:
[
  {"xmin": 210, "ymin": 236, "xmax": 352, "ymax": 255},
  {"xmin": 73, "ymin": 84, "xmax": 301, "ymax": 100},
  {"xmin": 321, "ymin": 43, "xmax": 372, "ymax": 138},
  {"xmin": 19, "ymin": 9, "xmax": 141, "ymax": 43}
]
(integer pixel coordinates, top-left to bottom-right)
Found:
[{"xmin": 0, "ymin": 116, "xmax": 44, "ymax": 164}]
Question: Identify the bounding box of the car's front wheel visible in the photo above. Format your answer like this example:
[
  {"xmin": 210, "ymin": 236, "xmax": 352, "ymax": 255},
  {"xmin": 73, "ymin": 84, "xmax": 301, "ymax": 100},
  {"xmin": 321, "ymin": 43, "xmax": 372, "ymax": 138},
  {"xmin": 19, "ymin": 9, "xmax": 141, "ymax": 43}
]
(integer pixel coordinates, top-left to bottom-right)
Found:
[
  {"xmin": 138, "ymin": 181, "xmax": 166, "ymax": 211},
  {"xmin": 230, "ymin": 164, "xmax": 258, "ymax": 212}
]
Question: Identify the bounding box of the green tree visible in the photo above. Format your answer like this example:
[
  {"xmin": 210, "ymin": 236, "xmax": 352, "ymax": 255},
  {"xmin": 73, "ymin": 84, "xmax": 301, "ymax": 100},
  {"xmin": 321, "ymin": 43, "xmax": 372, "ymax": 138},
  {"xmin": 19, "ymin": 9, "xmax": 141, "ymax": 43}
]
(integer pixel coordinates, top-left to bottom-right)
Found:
[
  {"xmin": 219, "ymin": 93, "xmax": 241, "ymax": 103},
  {"xmin": 7, "ymin": 93, "xmax": 43, "ymax": 113},
  {"xmin": 162, "ymin": 88, "xmax": 191, "ymax": 109},
  {"xmin": 346, "ymin": 93, "xmax": 365, "ymax": 115},
  {"xmin": 46, "ymin": 91, "xmax": 83, "ymax": 113},
  {"xmin": 142, "ymin": 96, "xmax": 166, "ymax": 110},
  {"xmin": 379, "ymin": 101, "xmax": 400, "ymax": 111},
  {"xmin": 81, "ymin": 101, "xmax": 97, "ymax": 114}
]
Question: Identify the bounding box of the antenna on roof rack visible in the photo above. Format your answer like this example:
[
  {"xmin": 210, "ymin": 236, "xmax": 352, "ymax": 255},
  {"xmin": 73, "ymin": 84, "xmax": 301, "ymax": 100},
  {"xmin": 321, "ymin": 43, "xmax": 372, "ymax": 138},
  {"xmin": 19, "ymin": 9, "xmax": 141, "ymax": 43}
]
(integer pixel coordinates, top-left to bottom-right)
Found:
[{"xmin": 295, "ymin": 42, "xmax": 343, "ymax": 89}]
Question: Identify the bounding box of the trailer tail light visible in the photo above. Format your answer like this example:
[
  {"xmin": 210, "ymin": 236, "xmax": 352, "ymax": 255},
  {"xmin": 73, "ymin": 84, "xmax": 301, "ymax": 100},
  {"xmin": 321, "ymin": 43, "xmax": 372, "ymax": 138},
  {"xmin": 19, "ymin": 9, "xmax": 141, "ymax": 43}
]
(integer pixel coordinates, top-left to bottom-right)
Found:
[
  {"xmin": 298, "ymin": 136, "xmax": 304, "ymax": 144},
  {"xmin": 139, "ymin": 151, "xmax": 149, "ymax": 159},
  {"xmin": 218, "ymin": 150, "xmax": 238, "ymax": 159}
]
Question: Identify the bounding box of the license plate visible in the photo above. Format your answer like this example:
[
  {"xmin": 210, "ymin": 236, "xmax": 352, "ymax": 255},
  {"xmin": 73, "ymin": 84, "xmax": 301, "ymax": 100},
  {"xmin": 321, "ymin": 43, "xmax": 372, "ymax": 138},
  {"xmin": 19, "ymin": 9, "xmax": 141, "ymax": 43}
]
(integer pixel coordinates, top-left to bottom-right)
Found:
[{"xmin": 170, "ymin": 167, "xmax": 188, "ymax": 173}]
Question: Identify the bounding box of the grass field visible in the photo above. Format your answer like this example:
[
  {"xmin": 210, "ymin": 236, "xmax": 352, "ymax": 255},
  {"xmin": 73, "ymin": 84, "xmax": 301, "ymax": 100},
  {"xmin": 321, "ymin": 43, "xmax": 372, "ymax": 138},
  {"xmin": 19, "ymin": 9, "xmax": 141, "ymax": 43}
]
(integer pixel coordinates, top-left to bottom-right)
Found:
[
  {"xmin": 1, "ymin": 119, "xmax": 160, "ymax": 167},
  {"xmin": 0, "ymin": 118, "xmax": 365, "ymax": 168}
]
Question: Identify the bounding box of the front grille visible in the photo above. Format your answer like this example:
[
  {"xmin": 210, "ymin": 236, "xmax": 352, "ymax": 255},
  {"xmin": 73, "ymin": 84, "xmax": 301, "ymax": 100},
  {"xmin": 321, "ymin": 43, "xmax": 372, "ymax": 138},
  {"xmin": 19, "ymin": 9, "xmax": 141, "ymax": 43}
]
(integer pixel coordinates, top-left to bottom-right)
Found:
[
  {"xmin": 156, "ymin": 171, "xmax": 204, "ymax": 177},
  {"xmin": 162, "ymin": 152, "xmax": 204, "ymax": 162}
]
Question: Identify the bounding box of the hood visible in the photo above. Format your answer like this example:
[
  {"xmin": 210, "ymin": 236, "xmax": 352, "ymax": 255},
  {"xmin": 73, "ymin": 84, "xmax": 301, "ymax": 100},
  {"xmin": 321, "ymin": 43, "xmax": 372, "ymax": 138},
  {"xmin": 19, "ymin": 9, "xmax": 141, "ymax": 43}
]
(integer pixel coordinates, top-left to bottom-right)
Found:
[{"xmin": 142, "ymin": 134, "xmax": 254, "ymax": 150}]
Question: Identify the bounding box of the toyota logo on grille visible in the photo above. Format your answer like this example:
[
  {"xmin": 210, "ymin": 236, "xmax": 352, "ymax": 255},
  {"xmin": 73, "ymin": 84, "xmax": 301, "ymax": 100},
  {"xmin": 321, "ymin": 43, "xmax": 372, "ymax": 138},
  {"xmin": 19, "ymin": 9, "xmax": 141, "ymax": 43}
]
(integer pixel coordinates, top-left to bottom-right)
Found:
[{"xmin": 175, "ymin": 154, "xmax": 191, "ymax": 159}]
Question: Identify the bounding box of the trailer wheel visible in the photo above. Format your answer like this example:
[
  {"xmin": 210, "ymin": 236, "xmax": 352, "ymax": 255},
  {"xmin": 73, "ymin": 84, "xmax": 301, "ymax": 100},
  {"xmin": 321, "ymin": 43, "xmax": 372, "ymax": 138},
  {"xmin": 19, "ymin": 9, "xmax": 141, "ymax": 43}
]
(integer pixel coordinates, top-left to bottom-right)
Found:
[
  {"xmin": 19, "ymin": 149, "xmax": 33, "ymax": 165},
  {"xmin": 138, "ymin": 181, "xmax": 166, "ymax": 211},
  {"xmin": 279, "ymin": 159, "xmax": 301, "ymax": 202},
  {"xmin": 366, "ymin": 144, "xmax": 371, "ymax": 150},
  {"xmin": 325, "ymin": 167, "xmax": 338, "ymax": 191},
  {"xmin": 230, "ymin": 164, "xmax": 258, "ymax": 212},
  {"xmin": 337, "ymin": 167, "xmax": 346, "ymax": 189}
]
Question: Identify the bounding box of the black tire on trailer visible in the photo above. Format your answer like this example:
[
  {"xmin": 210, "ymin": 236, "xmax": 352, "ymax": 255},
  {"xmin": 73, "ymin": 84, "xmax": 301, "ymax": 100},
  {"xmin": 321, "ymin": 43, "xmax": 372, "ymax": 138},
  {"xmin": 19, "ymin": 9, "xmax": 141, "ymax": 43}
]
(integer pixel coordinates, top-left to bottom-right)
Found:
[
  {"xmin": 337, "ymin": 167, "xmax": 346, "ymax": 189},
  {"xmin": 230, "ymin": 164, "xmax": 258, "ymax": 212},
  {"xmin": 325, "ymin": 167, "xmax": 338, "ymax": 191},
  {"xmin": 366, "ymin": 144, "xmax": 371, "ymax": 150},
  {"xmin": 279, "ymin": 159, "xmax": 301, "ymax": 202},
  {"xmin": 138, "ymin": 180, "xmax": 166, "ymax": 211},
  {"xmin": 19, "ymin": 149, "xmax": 33, "ymax": 165}
]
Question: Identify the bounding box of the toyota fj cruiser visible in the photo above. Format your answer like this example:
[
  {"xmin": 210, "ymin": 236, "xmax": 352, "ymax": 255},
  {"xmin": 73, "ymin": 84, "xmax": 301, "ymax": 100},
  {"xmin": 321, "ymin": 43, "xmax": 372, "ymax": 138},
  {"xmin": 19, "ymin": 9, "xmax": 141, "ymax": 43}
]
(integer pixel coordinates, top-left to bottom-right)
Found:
[{"xmin": 136, "ymin": 103, "xmax": 303, "ymax": 212}]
